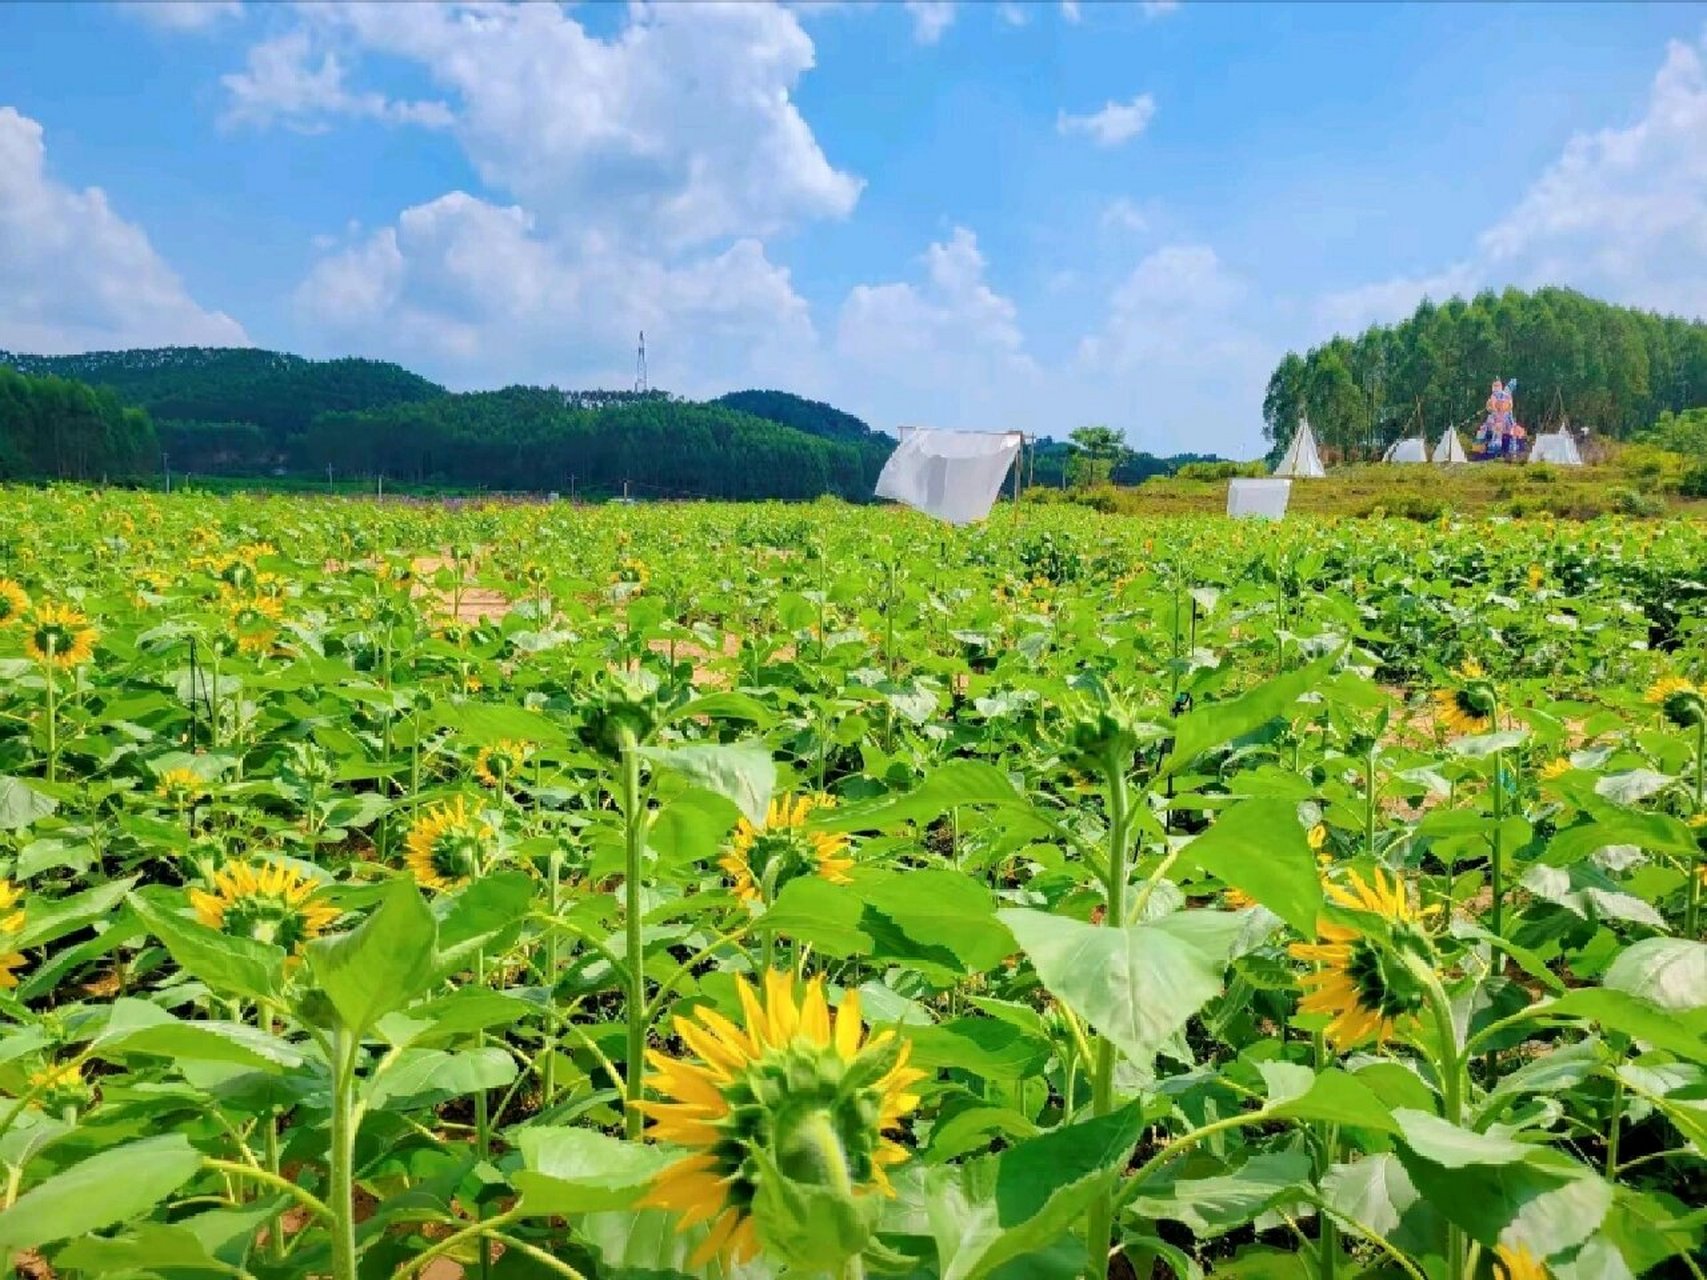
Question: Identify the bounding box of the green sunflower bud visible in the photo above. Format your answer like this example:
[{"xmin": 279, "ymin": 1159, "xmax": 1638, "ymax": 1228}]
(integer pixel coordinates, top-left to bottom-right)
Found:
[{"xmin": 576, "ymin": 673, "xmax": 659, "ymax": 759}]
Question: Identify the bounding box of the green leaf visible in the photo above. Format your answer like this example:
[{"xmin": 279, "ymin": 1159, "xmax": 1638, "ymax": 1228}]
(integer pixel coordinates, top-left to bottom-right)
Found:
[
  {"xmin": 1321, "ymin": 1154, "xmax": 1441, "ymax": 1257},
  {"xmin": 649, "ymin": 787, "xmax": 740, "ymax": 869},
  {"xmin": 1264, "ymin": 1066, "xmax": 1399, "ymax": 1134},
  {"xmin": 1178, "ymin": 799, "xmax": 1322, "ymax": 936},
  {"xmin": 638, "ymin": 741, "xmax": 775, "ymax": 826},
  {"xmin": 1602, "ymin": 938, "xmax": 1706, "ymax": 1013},
  {"xmin": 759, "ymin": 876, "xmax": 871, "ymax": 958},
  {"xmin": 1547, "ymin": 989, "xmax": 1707, "ymax": 1063},
  {"xmin": 429, "ymin": 700, "xmax": 568, "ymax": 745},
  {"xmin": 513, "ymin": 1127, "xmax": 675, "ymax": 1215},
  {"xmin": 1127, "ymin": 1151, "xmax": 1312, "ymax": 1237},
  {"xmin": 906, "ymin": 1018, "xmax": 1052, "ymax": 1081},
  {"xmin": 1543, "ymin": 812, "xmax": 1701, "ymax": 866},
  {"xmin": 925, "ymin": 1102, "xmax": 1147, "ymax": 1280},
  {"xmin": 96, "ymin": 1017, "xmax": 304, "ymax": 1072},
  {"xmin": 858, "ymin": 869, "xmax": 1012, "ymax": 974},
  {"xmin": 0, "ymin": 776, "xmax": 56, "ymax": 831},
  {"xmin": 52, "ymin": 1201, "xmax": 284, "ymax": 1274},
  {"xmin": 1393, "ymin": 1109, "xmax": 1531, "ymax": 1167},
  {"xmin": 1398, "ymin": 1143, "xmax": 1612, "ymax": 1256},
  {"xmin": 1164, "ymin": 652, "xmax": 1336, "ymax": 776},
  {"xmin": 19, "ymin": 876, "xmax": 138, "ymax": 949},
  {"xmin": 304, "ymin": 877, "xmax": 437, "ymax": 1034},
  {"xmin": 820, "ymin": 760, "xmax": 1025, "ymax": 833},
  {"xmin": 127, "ymin": 892, "xmax": 283, "ymax": 1003},
  {"xmin": 364, "ymin": 1047, "xmax": 516, "ymax": 1110},
  {"xmin": 0, "ymin": 1134, "xmax": 204, "ymax": 1249},
  {"xmin": 998, "ymin": 908, "xmax": 1224, "ymax": 1077}
]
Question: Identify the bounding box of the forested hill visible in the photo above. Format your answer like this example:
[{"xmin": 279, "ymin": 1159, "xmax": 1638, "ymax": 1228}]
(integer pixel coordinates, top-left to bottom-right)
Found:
[
  {"xmin": 0, "ymin": 347, "xmax": 444, "ymax": 443},
  {"xmin": 1262, "ymin": 287, "xmax": 1707, "ymax": 459},
  {"xmin": 0, "ymin": 346, "xmax": 895, "ymax": 497},
  {"xmin": 712, "ymin": 390, "xmax": 876, "ymax": 442}
]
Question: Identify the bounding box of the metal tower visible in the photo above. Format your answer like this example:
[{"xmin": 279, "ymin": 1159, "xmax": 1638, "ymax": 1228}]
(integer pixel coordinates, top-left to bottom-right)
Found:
[{"xmin": 634, "ymin": 331, "xmax": 648, "ymax": 394}]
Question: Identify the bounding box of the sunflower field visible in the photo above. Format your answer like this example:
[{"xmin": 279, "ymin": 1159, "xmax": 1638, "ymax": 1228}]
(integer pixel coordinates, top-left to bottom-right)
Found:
[{"xmin": 0, "ymin": 487, "xmax": 1703, "ymax": 1280}]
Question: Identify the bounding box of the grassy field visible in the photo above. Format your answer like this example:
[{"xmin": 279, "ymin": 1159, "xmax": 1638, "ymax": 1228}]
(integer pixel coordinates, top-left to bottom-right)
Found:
[{"xmin": 0, "ymin": 487, "xmax": 1702, "ymax": 1280}]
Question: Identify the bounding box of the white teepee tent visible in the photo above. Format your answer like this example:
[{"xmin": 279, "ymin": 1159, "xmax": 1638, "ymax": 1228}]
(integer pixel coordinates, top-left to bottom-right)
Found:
[
  {"xmin": 1431, "ymin": 429, "xmax": 1469, "ymax": 464},
  {"xmin": 1528, "ymin": 431, "xmax": 1583, "ymax": 466},
  {"xmin": 1273, "ymin": 419, "xmax": 1325, "ymax": 478},
  {"xmin": 1382, "ymin": 436, "xmax": 1428, "ymax": 464}
]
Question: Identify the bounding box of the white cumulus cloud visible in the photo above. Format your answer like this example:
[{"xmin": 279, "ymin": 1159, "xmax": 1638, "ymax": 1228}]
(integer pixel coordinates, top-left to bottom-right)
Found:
[
  {"xmin": 119, "ymin": 1, "xmax": 242, "ymax": 33},
  {"xmin": 221, "ymin": 31, "xmax": 453, "ymax": 132},
  {"xmin": 0, "ymin": 106, "xmax": 247, "ymax": 354},
  {"xmin": 904, "ymin": 1, "xmax": 956, "ymax": 45},
  {"xmin": 1057, "ymin": 93, "xmax": 1157, "ymax": 147}
]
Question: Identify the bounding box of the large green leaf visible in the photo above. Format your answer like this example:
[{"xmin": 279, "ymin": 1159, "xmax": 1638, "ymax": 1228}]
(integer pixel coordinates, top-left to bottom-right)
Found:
[
  {"xmin": 859, "ymin": 868, "xmax": 1012, "ymax": 973},
  {"xmin": 0, "ymin": 1134, "xmax": 204, "ymax": 1249},
  {"xmin": 1163, "ymin": 652, "xmax": 1336, "ymax": 777},
  {"xmin": 304, "ymin": 877, "xmax": 437, "ymax": 1034},
  {"xmin": 638, "ymin": 741, "xmax": 775, "ymax": 826},
  {"xmin": 1260, "ymin": 1063, "xmax": 1399, "ymax": 1134},
  {"xmin": 906, "ymin": 1018, "xmax": 1052, "ymax": 1081},
  {"xmin": 924, "ymin": 1102, "xmax": 1147, "ymax": 1280},
  {"xmin": 52, "ymin": 1201, "xmax": 282, "ymax": 1274},
  {"xmin": 127, "ymin": 892, "xmax": 283, "ymax": 1003},
  {"xmin": 513, "ymin": 1127, "xmax": 675, "ymax": 1215},
  {"xmin": 998, "ymin": 908, "xmax": 1225, "ymax": 1077},
  {"xmin": 819, "ymin": 760, "xmax": 1025, "ymax": 833},
  {"xmin": 760, "ymin": 876, "xmax": 871, "ymax": 958},
  {"xmin": 1127, "ymin": 1150, "xmax": 1312, "ymax": 1238},
  {"xmin": 1178, "ymin": 799, "xmax": 1322, "ymax": 936},
  {"xmin": 1602, "ymin": 938, "xmax": 1706, "ymax": 1013},
  {"xmin": 1547, "ymin": 989, "xmax": 1707, "ymax": 1063},
  {"xmin": 0, "ymin": 775, "xmax": 56, "ymax": 831},
  {"xmin": 1398, "ymin": 1142, "xmax": 1612, "ymax": 1257},
  {"xmin": 428, "ymin": 700, "xmax": 568, "ymax": 744}
]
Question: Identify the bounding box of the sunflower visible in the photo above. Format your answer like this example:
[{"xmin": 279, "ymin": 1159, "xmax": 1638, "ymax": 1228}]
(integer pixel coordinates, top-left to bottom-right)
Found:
[
  {"xmin": 1526, "ymin": 564, "xmax": 1544, "ymax": 592},
  {"xmin": 1308, "ymin": 823, "xmax": 1328, "ymax": 852},
  {"xmin": 1290, "ymin": 868, "xmax": 1436, "ymax": 1052},
  {"xmin": 25, "ymin": 602, "xmax": 97, "ymax": 669},
  {"xmin": 403, "ymin": 796, "xmax": 494, "ymax": 892},
  {"xmin": 721, "ymin": 794, "xmax": 853, "ymax": 904},
  {"xmin": 28, "ymin": 1060, "xmax": 89, "ymax": 1110},
  {"xmin": 227, "ymin": 598, "xmax": 281, "ymax": 656},
  {"xmin": 1646, "ymin": 676, "xmax": 1705, "ymax": 729},
  {"xmin": 1432, "ymin": 662, "xmax": 1496, "ymax": 736},
  {"xmin": 474, "ymin": 739, "xmax": 531, "ymax": 788},
  {"xmin": 638, "ymin": 971, "xmax": 924, "ymax": 1268},
  {"xmin": 0, "ymin": 578, "xmax": 28, "ymax": 626},
  {"xmin": 1539, "ymin": 756, "xmax": 1571, "ymax": 781},
  {"xmin": 189, "ymin": 862, "xmax": 339, "ymax": 953},
  {"xmin": 156, "ymin": 767, "xmax": 206, "ymax": 807},
  {"xmin": 611, "ymin": 557, "xmax": 650, "ymax": 588},
  {"xmin": 1493, "ymin": 1242, "xmax": 1548, "ymax": 1280},
  {"xmin": 0, "ymin": 879, "xmax": 26, "ymax": 990}
]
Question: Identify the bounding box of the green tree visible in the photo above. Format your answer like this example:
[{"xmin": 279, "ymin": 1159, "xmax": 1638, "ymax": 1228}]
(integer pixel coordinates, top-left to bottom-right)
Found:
[{"xmin": 1067, "ymin": 425, "xmax": 1130, "ymax": 487}]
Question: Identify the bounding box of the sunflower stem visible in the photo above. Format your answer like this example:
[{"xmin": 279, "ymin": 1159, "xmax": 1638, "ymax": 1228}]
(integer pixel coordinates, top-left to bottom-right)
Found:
[
  {"xmin": 327, "ymin": 1023, "xmax": 361, "ymax": 1280},
  {"xmin": 1485, "ymin": 747, "xmax": 1506, "ymax": 1083},
  {"xmin": 1686, "ymin": 717, "xmax": 1703, "ymax": 939},
  {"xmin": 1084, "ymin": 749, "xmax": 1133, "ymax": 1280},
  {"xmin": 43, "ymin": 649, "xmax": 57, "ymax": 784},
  {"xmin": 1410, "ymin": 958, "xmax": 1466, "ymax": 1280},
  {"xmin": 620, "ymin": 728, "xmax": 647, "ymax": 1140}
]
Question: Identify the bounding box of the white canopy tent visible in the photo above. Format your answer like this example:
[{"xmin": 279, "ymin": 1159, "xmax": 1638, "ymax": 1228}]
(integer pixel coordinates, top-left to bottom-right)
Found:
[
  {"xmin": 1273, "ymin": 419, "xmax": 1325, "ymax": 478},
  {"xmin": 1227, "ymin": 477, "xmax": 1292, "ymax": 520},
  {"xmin": 1432, "ymin": 430, "xmax": 1469, "ymax": 464},
  {"xmin": 1528, "ymin": 431, "xmax": 1583, "ymax": 466},
  {"xmin": 1382, "ymin": 437, "xmax": 1428, "ymax": 464},
  {"xmin": 875, "ymin": 426, "xmax": 1024, "ymax": 525}
]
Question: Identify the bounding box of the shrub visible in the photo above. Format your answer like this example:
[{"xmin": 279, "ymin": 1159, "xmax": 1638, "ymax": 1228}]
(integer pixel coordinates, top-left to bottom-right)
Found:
[
  {"xmin": 1610, "ymin": 487, "xmax": 1666, "ymax": 517},
  {"xmin": 1175, "ymin": 460, "xmax": 1267, "ymax": 482},
  {"xmin": 1681, "ymin": 462, "xmax": 1707, "ymax": 499},
  {"xmin": 1526, "ymin": 465, "xmax": 1557, "ymax": 484}
]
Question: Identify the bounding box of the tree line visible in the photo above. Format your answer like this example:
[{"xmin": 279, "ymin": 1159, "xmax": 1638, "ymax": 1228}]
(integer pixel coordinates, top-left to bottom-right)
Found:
[
  {"xmin": 0, "ymin": 366, "xmax": 156, "ymax": 481},
  {"xmin": 1262, "ymin": 286, "xmax": 1707, "ymax": 460}
]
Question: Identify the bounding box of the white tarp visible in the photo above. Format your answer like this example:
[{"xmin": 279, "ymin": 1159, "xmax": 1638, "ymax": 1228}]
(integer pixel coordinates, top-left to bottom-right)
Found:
[
  {"xmin": 1432, "ymin": 430, "xmax": 1469, "ymax": 463},
  {"xmin": 875, "ymin": 427, "xmax": 1023, "ymax": 525},
  {"xmin": 1227, "ymin": 477, "xmax": 1292, "ymax": 520},
  {"xmin": 1528, "ymin": 431, "xmax": 1583, "ymax": 465},
  {"xmin": 1273, "ymin": 420, "xmax": 1325, "ymax": 478},
  {"xmin": 1382, "ymin": 437, "xmax": 1428, "ymax": 464}
]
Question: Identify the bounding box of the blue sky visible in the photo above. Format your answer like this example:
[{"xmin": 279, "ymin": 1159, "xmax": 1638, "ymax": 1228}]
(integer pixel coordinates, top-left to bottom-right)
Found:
[{"xmin": 2, "ymin": 1, "xmax": 1704, "ymax": 455}]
